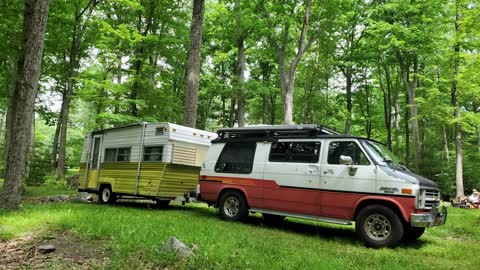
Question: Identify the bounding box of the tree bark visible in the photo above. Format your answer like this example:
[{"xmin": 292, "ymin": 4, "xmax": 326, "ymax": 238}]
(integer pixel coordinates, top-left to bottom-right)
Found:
[
  {"xmin": 443, "ymin": 125, "xmax": 450, "ymax": 161},
  {"xmin": 378, "ymin": 63, "xmax": 393, "ymax": 150},
  {"xmin": 234, "ymin": 0, "xmax": 246, "ymax": 127},
  {"xmin": 343, "ymin": 69, "xmax": 352, "ymax": 134},
  {"xmin": 393, "ymin": 87, "xmax": 401, "ymax": 154},
  {"xmin": 0, "ymin": 0, "xmax": 50, "ymax": 209},
  {"xmin": 452, "ymin": 0, "xmax": 464, "ymax": 198},
  {"xmin": 50, "ymin": 103, "xmax": 62, "ymax": 173},
  {"xmin": 183, "ymin": 0, "xmax": 205, "ymax": 128},
  {"xmin": 404, "ymin": 90, "xmax": 410, "ymax": 168},
  {"xmin": 396, "ymin": 51, "xmax": 421, "ymax": 171}
]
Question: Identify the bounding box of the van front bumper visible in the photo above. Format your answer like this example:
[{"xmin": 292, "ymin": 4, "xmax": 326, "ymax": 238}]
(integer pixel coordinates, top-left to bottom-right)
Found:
[{"xmin": 410, "ymin": 206, "xmax": 447, "ymax": 227}]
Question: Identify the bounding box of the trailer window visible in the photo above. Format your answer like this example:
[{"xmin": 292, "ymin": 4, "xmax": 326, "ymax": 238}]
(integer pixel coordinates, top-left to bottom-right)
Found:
[
  {"xmin": 215, "ymin": 142, "xmax": 256, "ymax": 174},
  {"xmin": 327, "ymin": 141, "xmax": 369, "ymax": 165},
  {"xmin": 155, "ymin": 127, "xmax": 164, "ymax": 136},
  {"xmin": 269, "ymin": 142, "xmax": 320, "ymax": 163},
  {"xmin": 104, "ymin": 147, "xmax": 131, "ymax": 162},
  {"xmin": 143, "ymin": 146, "xmax": 163, "ymax": 161}
]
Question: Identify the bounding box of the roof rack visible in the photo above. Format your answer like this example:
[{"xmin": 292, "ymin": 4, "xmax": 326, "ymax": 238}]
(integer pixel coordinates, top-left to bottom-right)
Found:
[{"xmin": 212, "ymin": 124, "xmax": 341, "ymax": 143}]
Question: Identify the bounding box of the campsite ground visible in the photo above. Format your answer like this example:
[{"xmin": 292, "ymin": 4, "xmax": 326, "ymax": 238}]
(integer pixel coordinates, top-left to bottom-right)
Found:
[{"xmin": 1, "ymin": 183, "xmax": 479, "ymax": 270}]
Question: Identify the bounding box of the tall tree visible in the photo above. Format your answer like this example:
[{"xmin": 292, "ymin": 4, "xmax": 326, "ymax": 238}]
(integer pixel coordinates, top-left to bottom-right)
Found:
[
  {"xmin": 258, "ymin": 0, "xmax": 319, "ymax": 125},
  {"xmin": 234, "ymin": 0, "xmax": 248, "ymax": 127},
  {"xmin": 183, "ymin": 0, "xmax": 205, "ymax": 128},
  {"xmin": 0, "ymin": 0, "xmax": 50, "ymax": 209},
  {"xmin": 451, "ymin": 0, "xmax": 464, "ymax": 198},
  {"xmin": 55, "ymin": 0, "xmax": 98, "ymax": 180}
]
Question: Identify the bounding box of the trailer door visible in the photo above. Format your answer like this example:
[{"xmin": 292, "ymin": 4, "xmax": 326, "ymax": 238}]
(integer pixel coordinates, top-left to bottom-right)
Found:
[{"xmin": 87, "ymin": 135, "xmax": 102, "ymax": 189}]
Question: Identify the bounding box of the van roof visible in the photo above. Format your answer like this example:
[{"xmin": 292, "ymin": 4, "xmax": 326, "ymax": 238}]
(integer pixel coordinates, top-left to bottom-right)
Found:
[{"xmin": 212, "ymin": 124, "xmax": 383, "ymax": 144}]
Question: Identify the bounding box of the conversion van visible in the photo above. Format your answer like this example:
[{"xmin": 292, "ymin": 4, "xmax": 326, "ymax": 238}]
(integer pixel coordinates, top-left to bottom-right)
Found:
[
  {"xmin": 199, "ymin": 125, "xmax": 447, "ymax": 247},
  {"xmin": 78, "ymin": 122, "xmax": 217, "ymax": 206}
]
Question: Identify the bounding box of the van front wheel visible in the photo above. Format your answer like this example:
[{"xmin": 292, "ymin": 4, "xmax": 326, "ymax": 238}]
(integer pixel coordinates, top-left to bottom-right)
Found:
[
  {"xmin": 355, "ymin": 205, "xmax": 403, "ymax": 248},
  {"xmin": 218, "ymin": 191, "xmax": 248, "ymax": 221}
]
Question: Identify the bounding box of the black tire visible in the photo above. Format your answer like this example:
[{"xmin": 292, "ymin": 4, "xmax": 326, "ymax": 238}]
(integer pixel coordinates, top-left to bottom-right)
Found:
[
  {"xmin": 154, "ymin": 199, "xmax": 171, "ymax": 208},
  {"xmin": 218, "ymin": 190, "xmax": 248, "ymax": 221},
  {"xmin": 355, "ymin": 204, "xmax": 404, "ymax": 248},
  {"xmin": 262, "ymin": 213, "xmax": 285, "ymax": 225},
  {"xmin": 403, "ymin": 225, "xmax": 425, "ymax": 241},
  {"xmin": 98, "ymin": 185, "xmax": 117, "ymax": 204}
]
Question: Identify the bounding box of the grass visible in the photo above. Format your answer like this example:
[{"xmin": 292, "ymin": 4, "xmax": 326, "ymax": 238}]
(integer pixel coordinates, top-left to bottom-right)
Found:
[
  {"xmin": 1, "ymin": 197, "xmax": 479, "ymax": 270},
  {"xmin": 0, "ymin": 169, "xmax": 79, "ymax": 197}
]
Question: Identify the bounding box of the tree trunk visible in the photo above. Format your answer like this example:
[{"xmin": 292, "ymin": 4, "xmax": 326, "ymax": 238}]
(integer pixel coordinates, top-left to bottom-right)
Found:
[
  {"xmin": 183, "ymin": 0, "xmax": 205, "ymax": 128},
  {"xmin": 404, "ymin": 91, "xmax": 410, "ymax": 168},
  {"xmin": 0, "ymin": 0, "xmax": 50, "ymax": 209},
  {"xmin": 56, "ymin": 0, "xmax": 97, "ymax": 180},
  {"xmin": 50, "ymin": 104, "xmax": 62, "ymax": 173},
  {"xmin": 234, "ymin": 0, "xmax": 246, "ymax": 127},
  {"xmin": 397, "ymin": 51, "xmax": 421, "ymax": 171},
  {"xmin": 379, "ymin": 64, "xmax": 393, "ymax": 150},
  {"xmin": 263, "ymin": 0, "xmax": 314, "ymax": 125},
  {"xmin": 443, "ymin": 125, "xmax": 450, "ymax": 161},
  {"xmin": 228, "ymin": 98, "xmax": 236, "ymax": 127},
  {"xmin": 393, "ymin": 88, "xmax": 400, "ymax": 153},
  {"xmin": 344, "ymin": 70, "xmax": 352, "ymax": 134},
  {"xmin": 452, "ymin": 0, "xmax": 464, "ymax": 198}
]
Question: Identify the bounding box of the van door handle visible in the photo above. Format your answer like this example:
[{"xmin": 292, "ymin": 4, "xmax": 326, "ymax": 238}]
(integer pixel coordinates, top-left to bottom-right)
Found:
[{"xmin": 323, "ymin": 169, "xmax": 334, "ymax": 175}]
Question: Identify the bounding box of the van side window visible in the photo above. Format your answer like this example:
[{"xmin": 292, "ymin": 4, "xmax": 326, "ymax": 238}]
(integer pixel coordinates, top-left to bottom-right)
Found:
[
  {"xmin": 269, "ymin": 142, "xmax": 320, "ymax": 163},
  {"xmin": 215, "ymin": 142, "xmax": 256, "ymax": 174},
  {"xmin": 327, "ymin": 141, "xmax": 369, "ymax": 165}
]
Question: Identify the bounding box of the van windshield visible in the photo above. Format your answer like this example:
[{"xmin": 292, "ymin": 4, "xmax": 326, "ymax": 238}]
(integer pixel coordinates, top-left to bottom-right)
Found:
[{"xmin": 362, "ymin": 140, "xmax": 407, "ymax": 170}]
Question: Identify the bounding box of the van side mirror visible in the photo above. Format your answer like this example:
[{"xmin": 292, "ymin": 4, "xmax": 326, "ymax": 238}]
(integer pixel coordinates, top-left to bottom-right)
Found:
[{"xmin": 339, "ymin": 155, "xmax": 353, "ymax": 165}]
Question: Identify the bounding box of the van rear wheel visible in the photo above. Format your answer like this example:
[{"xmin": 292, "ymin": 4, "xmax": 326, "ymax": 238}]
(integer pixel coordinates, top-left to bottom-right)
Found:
[
  {"xmin": 355, "ymin": 204, "xmax": 403, "ymax": 248},
  {"xmin": 218, "ymin": 190, "xmax": 248, "ymax": 221}
]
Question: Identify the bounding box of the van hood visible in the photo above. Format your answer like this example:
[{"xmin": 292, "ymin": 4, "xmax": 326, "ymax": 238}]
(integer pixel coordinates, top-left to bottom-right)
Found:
[{"xmin": 379, "ymin": 166, "xmax": 439, "ymax": 189}]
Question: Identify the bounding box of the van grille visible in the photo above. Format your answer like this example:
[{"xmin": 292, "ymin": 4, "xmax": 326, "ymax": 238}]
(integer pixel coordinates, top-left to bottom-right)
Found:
[{"xmin": 420, "ymin": 188, "xmax": 440, "ymax": 209}]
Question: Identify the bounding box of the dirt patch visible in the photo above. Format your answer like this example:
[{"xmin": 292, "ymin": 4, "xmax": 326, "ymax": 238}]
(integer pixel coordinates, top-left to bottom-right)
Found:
[{"xmin": 0, "ymin": 230, "xmax": 109, "ymax": 269}]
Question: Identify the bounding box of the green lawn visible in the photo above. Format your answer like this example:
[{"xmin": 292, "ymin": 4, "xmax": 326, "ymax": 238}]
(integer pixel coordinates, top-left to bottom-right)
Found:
[{"xmin": 1, "ymin": 198, "xmax": 479, "ymax": 270}]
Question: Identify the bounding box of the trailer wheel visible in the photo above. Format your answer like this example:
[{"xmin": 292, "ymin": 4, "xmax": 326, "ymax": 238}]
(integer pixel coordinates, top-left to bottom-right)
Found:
[
  {"xmin": 218, "ymin": 190, "xmax": 248, "ymax": 221},
  {"xmin": 99, "ymin": 185, "xmax": 117, "ymax": 204},
  {"xmin": 262, "ymin": 213, "xmax": 285, "ymax": 225},
  {"xmin": 355, "ymin": 204, "xmax": 403, "ymax": 248},
  {"xmin": 403, "ymin": 225, "xmax": 425, "ymax": 241}
]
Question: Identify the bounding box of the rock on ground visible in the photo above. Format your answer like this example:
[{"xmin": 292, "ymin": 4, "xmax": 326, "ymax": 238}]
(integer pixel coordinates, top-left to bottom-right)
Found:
[
  {"xmin": 159, "ymin": 236, "xmax": 194, "ymax": 259},
  {"xmin": 37, "ymin": 244, "xmax": 56, "ymax": 254}
]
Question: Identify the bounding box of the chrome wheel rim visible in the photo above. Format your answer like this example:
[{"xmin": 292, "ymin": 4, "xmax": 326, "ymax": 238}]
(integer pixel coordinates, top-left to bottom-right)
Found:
[
  {"xmin": 223, "ymin": 196, "xmax": 240, "ymax": 217},
  {"xmin": 102, "ymin": 189, "xmax": 111, "ymax": 202},
  {"xmin": 364, "ymin": 214, "xmax": 391, "ymax": 241}
]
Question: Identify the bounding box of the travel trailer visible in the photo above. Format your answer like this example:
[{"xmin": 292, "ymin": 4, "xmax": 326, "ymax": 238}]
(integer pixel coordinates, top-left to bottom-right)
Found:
[
  {"xmin": 78, "ymin": 122, "xmax": 217, "ymax": 206},
  {"xmin": 199, "ymin": 125, "xmax": 447, "ymax": 247}
]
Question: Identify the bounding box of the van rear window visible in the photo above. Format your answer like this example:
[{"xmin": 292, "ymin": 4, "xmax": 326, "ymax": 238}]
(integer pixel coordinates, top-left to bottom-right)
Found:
[
  {"xmin": 269, "ymin": 142, "xmax": 320, "ymax": 163},
  {"xmin": 215, "ymin": 142, "xmax": 256, "ymax": 174}
]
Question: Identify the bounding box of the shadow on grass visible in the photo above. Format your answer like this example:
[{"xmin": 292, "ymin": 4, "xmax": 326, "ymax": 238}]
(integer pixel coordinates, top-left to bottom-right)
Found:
[{"xmin": 101, "ymin": 200, "xmax": 430, "ymax": 249}]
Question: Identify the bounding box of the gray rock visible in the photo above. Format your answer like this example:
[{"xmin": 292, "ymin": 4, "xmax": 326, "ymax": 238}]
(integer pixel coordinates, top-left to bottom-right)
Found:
[
  {"xmin": 38, "ymin": 244, "xmax": 56, "ymax": 254},
  {"xmin": 79, "ymin": 192, "xmax": 93, "ymax": 201},
  {"xmin": 159, "ymin": 236, "xmax": 194, "ymax": 259},
  {"xmin": 58, "ymin": 195, "xmax": 71, "ymax": 201}
]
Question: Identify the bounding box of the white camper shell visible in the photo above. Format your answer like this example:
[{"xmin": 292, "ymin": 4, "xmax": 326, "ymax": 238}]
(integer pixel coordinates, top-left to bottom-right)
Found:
[{"xmin": 78, "ymin": 122, "xmax": 217, "ymax": 205}]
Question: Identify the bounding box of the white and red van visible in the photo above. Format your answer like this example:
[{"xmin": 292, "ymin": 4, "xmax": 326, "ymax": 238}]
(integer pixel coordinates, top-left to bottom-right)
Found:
[{"xmin": 199, "ymin": 125, "xmax": 447, "ymax": 247}]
